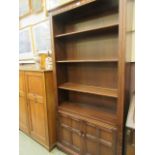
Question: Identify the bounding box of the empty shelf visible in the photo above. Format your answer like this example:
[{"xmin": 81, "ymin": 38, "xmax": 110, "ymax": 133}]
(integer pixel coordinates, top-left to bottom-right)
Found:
[
  {"xmin": 57, "ymin": 59, "xmax": 118, "ymax": 63},
  {"xmin": 58, "ymin": 82, "xmax": 118, "ymax": 98},
  {"xmin": 55, "ymin": 23, "xmax": 119, "ymax": 38}
]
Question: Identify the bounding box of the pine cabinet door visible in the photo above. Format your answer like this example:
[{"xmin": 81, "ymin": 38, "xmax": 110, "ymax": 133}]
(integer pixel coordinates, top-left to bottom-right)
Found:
[
  {"xmin": 28, "ymin": 99, "xmax": 47, "ymax": 145},
  {"xmin": 19, "ymin": 71, "xmax": 29, "ymax": 134},
  {"xmin": 19, "ymin": 95, "xmax": 29, "ymax": 134},
  {"xmin": 25, "ymin": 72, "xmax": 48, "ymax": 145},
  {"xmin": 25, "ymin": 72, "xmax": 45, "ymax": 97}
]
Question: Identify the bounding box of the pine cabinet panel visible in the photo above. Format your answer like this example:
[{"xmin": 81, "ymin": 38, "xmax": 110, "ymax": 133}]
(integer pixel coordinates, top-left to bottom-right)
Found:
[
  {"xmin": 25, "ymin": 72, "xmax": 44, "ymax": 96},
  {"xmin": 19, "ymin": 71, "xmax": 29, "ymax": 134},
  {"xmin": 19, "ymin": 71, "xmax": 25, "ymax": 92},
  {"xmin": 28, "ymin": 99, "xmax": 47, "ymax": 145},
  {"xmin": 19, "ymin": 95, "xmax": 29, "ymax": 134}
]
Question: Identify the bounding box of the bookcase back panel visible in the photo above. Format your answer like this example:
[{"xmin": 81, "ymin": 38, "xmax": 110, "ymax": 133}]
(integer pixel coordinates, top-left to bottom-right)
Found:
[
  {"xmin": 67, "ymin": 63, "xmax": 118, "ymax": 88},
  {"xmin": 56, "ymin": 12, "xmax": 118, "ymax": 35},
  {"xmin": 56, "ymin": 64, "xmax": 68, "ymax": 85},
  {"xmin": 69, "ymin": 91, "xmax": 117, "ymax": 113},
  {"xmin": 58, "ymin": 89, "xmax": 69, "ymax": 103},
  {"xmin": 53, "ymin": 0, "xmax": 119, "ymax": 34},
  {"xmin": 56, "ymin": 63, "xmax": 118, "ymax": 89},
  {"xmin": 55, "ymin": 39, "xmax": 66, "ymax": 60},
  {"xmin": 58, "ymin": 90, "xmax": 117, "ymax": 115},
  {"xmin": 55, "ymin": 33, "xmax": 118, "ymax": 61}
]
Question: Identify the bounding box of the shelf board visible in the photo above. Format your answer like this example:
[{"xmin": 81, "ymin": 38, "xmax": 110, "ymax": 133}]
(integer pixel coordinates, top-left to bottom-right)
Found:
[
  {"xmin": 58, "ymin": 82, "xmax": 118, "ymax": 98},
  {"xmin": 55, "ymin": 23, "xmax": 118, "ymax": 38},
  {"xmin": 57, "ymin": 59, "xmax": 118, "ymax": 63},
  {"xmin": 59, "ymin": 102, "xmax": 116, "ymax": 124}
]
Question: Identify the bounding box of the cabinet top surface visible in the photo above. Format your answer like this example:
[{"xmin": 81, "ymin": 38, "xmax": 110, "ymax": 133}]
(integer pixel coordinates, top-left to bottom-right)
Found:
[{"xmin": 19, "ymin": 66, "xmax": 53, "ymax": 72}]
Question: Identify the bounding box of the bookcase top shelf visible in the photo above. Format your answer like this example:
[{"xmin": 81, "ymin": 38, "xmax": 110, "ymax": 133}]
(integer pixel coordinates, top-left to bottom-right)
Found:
[
  {"xmin": 58, "ymin": 82, "xmax": 118, "ymax": 98},
  {"xmin": 57, "ymin": 59, "xmax": 118, "ymax": 63},
  {"xmin": 55, "ymin": 23, "xmax": 119, "ymax": 38}
]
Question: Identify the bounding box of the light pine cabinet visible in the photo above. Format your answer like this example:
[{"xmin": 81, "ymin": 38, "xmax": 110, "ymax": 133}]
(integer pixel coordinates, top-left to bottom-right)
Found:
[{"xmin": 19, "ymin": 70, "xmax": 56, "ymax": 150}]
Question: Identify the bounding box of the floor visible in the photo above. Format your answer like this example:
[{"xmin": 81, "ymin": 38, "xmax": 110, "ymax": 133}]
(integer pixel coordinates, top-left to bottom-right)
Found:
[{"xmin": 19, "ymin": 131, "xmax": 67, "ymax": 155}]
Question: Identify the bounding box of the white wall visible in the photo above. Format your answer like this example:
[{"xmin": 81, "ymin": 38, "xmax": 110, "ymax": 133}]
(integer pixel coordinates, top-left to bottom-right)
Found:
[
  {"xmin": 126, "ymin": 0, "xmax": 135, "ymax": 62},
  {"xmin": 19, "ymin": 1, "xmax": 50, "ymax": 64},
  {"xmin": 19, "ymin": 12, "xmax": 48, "ymax": 28}
]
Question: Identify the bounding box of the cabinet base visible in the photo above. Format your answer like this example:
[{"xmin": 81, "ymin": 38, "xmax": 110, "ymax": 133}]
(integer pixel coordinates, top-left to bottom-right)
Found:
[
  {"xmin": 57, "ymin": 142, "xmax": 79, "ymax": 155},
  {"xmin": 19, "ymin": 130, "xmax": 56, "ymax": 151}
]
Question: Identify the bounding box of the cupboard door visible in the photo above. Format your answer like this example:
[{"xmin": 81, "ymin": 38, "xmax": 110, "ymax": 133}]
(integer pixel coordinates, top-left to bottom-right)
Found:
[
  {"xmin": 25, "ymin": 72, "xmax": 45, "ymax": 97},
  {"xmin": 58, "ymin": 113, "xmax": 84, "ymax": 154},
  {"xmin": 19, "ymin": 71, "xmax": 29, "ymax": 134},
  {"xmin": 19, "ymin": 95, "xmax": 29, "ymax": 134},
  {"xmin": 84, "ymin": 122, "xmax": 117, "ymax": 155},
  {"xmin": 28, "ymin": 99, "xmax": 47, "ymax": 145},
  {"xmin": 25, "ymin": 72, "xmax": 48, "ymax": 145}
]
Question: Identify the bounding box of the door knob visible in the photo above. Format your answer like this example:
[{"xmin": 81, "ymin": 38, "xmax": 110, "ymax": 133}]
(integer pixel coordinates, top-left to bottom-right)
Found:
[{"xmin": 81, "ymin": 132, "xmax": 85, "ymax": 137}]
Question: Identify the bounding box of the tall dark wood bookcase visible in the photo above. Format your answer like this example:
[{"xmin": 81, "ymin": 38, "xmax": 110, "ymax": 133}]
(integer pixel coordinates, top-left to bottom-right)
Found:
[{"xmin": 49, "ymin": 0, "xmax": 131, "ymax": 154}]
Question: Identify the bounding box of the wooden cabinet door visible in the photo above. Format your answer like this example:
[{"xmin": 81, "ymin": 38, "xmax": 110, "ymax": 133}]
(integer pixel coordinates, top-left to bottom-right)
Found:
[
  {"xmin": 58, "ymin": 113, "xmax": 84, "ymax": 154},
  {"xmin": 19, "ymin": 71, "xmax": 29, "ymax": 134},
  {"xmin": 25, "ymin": 72, "xmax": 48, "ymax": 145},
  {"xmin": 25, "ymin": 72, "xmax": 45, "ymax": 97},
  {"xmin": 28, "ymin": 99, "xmax": 47, "ymax": 145},
  {"xmin": 84, "ymin": 122, "xmax": 117, "ymax": 155}
]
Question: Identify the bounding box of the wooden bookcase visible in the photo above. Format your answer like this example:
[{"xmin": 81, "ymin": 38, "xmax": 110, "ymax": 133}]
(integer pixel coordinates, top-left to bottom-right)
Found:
[{"xmin": 49, "ymin": 0, "xmax": 130, "ymax": 154}]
